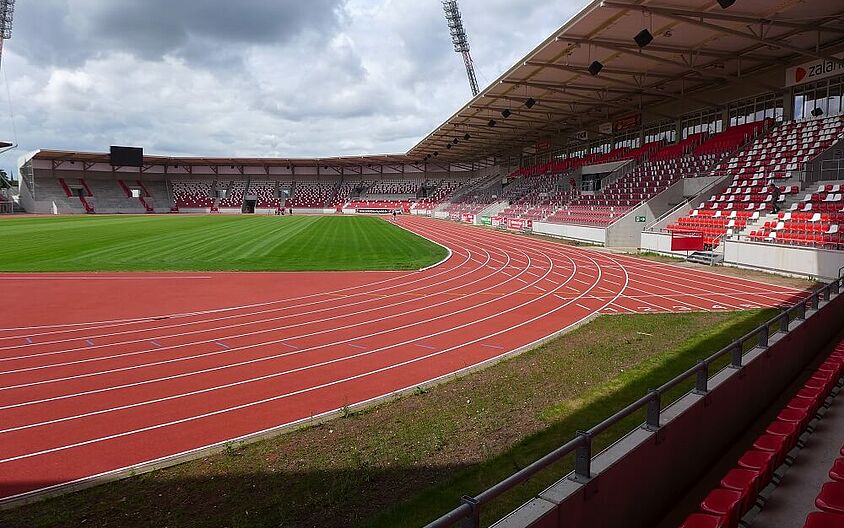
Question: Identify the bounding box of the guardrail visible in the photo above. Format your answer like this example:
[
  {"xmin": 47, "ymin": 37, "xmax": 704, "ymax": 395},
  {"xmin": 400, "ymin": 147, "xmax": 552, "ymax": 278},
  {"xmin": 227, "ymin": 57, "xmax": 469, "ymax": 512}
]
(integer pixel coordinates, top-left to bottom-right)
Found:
[{"xmin": 424, "ymin": 277, "xmax": 841, "ymax": 528}]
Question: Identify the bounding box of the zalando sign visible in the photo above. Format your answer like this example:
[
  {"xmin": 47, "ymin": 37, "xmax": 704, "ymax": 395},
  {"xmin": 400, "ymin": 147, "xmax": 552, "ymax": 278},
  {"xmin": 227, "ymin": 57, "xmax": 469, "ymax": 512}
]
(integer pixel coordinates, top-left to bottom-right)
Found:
[{"xmin": 785, "ymin": 54, "xmax": 844, "ymax": 88}]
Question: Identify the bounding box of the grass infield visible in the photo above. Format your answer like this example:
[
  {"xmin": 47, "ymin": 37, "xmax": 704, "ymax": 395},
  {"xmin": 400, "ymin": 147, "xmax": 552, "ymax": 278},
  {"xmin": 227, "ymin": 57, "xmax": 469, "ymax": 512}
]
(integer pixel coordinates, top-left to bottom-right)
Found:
[
  {"xmin": 0, "ymin": 309, "xmax": 776, "ymax": 528},
  {"xmin": 0, "ymin": 215, "xmax": 447, "ymax": 272}
]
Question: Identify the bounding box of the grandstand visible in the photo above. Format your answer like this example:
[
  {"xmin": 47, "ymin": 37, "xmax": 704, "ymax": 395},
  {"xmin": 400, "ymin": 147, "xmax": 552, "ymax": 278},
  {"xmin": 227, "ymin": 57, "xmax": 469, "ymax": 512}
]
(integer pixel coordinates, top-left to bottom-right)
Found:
[{"xmin": 5, "ymin": 1, "xmax": 844, "ymax": 527}]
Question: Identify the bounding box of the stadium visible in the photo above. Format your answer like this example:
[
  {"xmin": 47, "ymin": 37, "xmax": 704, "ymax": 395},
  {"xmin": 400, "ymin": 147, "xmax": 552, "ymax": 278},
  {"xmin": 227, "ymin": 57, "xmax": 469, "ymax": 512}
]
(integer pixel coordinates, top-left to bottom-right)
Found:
[{"xmin": 1, "ymin": 1, "xmax": 844, "ymax": 528}]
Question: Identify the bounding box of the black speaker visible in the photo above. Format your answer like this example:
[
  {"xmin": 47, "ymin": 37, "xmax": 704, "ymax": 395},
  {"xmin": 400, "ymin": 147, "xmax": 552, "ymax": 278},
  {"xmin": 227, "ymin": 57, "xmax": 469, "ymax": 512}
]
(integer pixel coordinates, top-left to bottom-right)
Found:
[
  {"xmin": 501, "ymin": 109, "xmax": 512, "ymax": 118},
  {"xmin": 464, "ymin": 133, "xmax": 471, "ymax": 141},
  {"xmin": 446, "ymin": 144, "xmax": 452, "ymax": 149},
  {"xmin": 525, "ymin": 97, "xmax": 537, "ymax": 109},
  {"xmin": 717, "ymin": 0, "xmax": 735, "ymax": 8},
  {"xmin": 588, "ymin": 61, "xmax": 603, "ymax": 76},
  {"xmin": 634, "ymin": 29, "xmax": 653, "ymax": 48},
  {"xmin": 453, "ymin": 138, "xmax": 459, "ymax": 144},
  {"xmin": 433, "ymin": 151, "xmax": 439, "ymax": 157},
  {"xmin": 488, "ymin": 119, "xmax": 497, "ymax": 127},
  {"xmin": 811, "ymin": 107, "xmax": 824, "ymax": 117}
]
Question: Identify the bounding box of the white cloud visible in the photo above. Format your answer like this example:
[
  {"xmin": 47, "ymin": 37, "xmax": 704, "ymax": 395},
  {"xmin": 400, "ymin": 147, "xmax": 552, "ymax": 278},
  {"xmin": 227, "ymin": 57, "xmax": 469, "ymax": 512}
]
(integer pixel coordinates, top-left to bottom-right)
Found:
[{"xmin": 1, "ymin": 0, "xmax": 590, "ymax": 173}]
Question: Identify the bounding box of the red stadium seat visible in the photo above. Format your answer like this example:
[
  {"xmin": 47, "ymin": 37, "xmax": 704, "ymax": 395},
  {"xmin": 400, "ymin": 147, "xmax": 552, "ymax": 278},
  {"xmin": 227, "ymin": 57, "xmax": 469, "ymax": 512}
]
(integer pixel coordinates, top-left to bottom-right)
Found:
[
  {"xmin": 738, "ymin": 450, "xmax": 776, "ymax": 488},
  {"xmin": 700, "ymin": 488, "xmax": 743, "ymax": 528},
  {"xmin": 816, "ymin": 482, "xmax": 844, "ymax": 514},
  {"xmin": 680, "ymin": 513, "xmax": 726, "ymax": 528},
  {"xmin": 765, "ymin": 420, "xmax": 800, "ymax": 451},
  {"xmin": 804, "ymin": 511, "xmax": 844, "ymax": 528},
  {"xmin": 831, "ymin": 459, "xmax": 844, "ymax": 483},
  {"xmin": 720, "ymin": 468, "xmax": 760, "ymax": 514}
]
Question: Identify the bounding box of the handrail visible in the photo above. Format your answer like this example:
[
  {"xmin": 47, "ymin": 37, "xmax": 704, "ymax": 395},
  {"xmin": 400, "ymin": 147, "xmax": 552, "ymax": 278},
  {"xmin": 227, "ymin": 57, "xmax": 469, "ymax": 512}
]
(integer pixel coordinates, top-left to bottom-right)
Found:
[{"xmin": 424, "ymin": 277, "xmax": 841, "ymax": 528}]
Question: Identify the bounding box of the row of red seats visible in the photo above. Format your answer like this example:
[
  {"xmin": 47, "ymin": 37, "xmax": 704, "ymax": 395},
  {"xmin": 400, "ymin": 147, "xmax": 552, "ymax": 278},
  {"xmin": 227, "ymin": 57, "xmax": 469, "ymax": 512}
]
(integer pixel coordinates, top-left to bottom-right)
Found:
[{"xmin": 681, "ymin": 344, "xmax": 844, "ymax": 528}]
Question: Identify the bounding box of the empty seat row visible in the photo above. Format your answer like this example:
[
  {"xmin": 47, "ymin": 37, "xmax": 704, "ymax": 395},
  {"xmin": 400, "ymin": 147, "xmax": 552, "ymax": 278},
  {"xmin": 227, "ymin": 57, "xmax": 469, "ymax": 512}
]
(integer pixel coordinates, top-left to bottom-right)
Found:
[{"xmin": 680, "ymin": 341, "xmax": 844, "ymax": 528}]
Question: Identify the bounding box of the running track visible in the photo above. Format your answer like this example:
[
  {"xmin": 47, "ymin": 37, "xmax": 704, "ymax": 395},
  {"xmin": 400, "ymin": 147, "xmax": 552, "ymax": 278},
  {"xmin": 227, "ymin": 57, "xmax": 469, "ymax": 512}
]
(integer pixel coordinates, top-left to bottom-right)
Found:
[{"xmin": 0, "ymin": 216, "xmax": 808, "ymax": 504}]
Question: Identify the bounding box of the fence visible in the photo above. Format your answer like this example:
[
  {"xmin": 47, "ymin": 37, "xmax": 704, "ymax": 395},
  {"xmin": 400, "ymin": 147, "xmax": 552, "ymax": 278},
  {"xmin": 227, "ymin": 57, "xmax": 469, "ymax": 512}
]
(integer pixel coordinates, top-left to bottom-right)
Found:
[{"xmin": 424, "ymin": 277, "xmax": 842, "ymax": 528}]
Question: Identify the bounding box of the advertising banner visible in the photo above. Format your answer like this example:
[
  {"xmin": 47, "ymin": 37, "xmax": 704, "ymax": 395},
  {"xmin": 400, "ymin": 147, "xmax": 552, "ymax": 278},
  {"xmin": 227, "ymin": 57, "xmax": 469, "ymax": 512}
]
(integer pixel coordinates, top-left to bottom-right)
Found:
[
  {"xmin": 786, "ymin": 54, "xmax": 844, "ymax": 87},
  {"xmin": 480, "ymin": 216, "xmax": 492, "ymax": 226},
  {"xmin": 461, "ymin": 213, "xmax": 476, "ymax": 224},
  {"xmin": 506, "ymin": 218, "xmax": 534, "ymax": 231},
  {"xmin": 671, "ymin": 231, "xmax": 705, "ymax": 252}
]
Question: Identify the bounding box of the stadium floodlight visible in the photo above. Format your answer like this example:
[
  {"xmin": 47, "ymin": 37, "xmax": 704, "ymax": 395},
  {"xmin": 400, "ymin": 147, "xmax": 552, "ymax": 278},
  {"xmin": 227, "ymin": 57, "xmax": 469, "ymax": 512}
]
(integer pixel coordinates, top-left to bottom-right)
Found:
[
  {"xmin": 464, "ymin": 133, "xmax": 471, "ymax": 141},
  {"xmin": 588, "ymin": 61, "xmax": 604, "ymax": 76},
  {"xmin": 717, "ymin": 0, "xmax": 736, "ymax": 8},
  {"xmin": 0, "ymin": 0, "xmax": 14, "ymax": 67},
  {"xmin": 501, "ymin": 109, "xmax": 512, "ymax": 118},
  {"xmin": 488, "ymin": 119, "xmax": 497, "ymax": 127},
  {"xmin": 0, "ymin": 0, "xmax": 14, "ymax": 40},
  {"xmin": 525, "ymin": 97, "xmax": 537, "ymax": 109},
  {"xmin": 442, "ymin": 0, "xmax": 480, "ymax": 97}
]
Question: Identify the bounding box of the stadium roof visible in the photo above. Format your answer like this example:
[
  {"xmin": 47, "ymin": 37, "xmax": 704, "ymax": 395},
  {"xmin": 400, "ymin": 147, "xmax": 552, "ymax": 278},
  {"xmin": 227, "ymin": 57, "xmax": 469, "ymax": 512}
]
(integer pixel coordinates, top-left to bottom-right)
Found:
[
  {"xmin": 29, "ymin": 150, "xmax": 442, "ymax": 170},
  {"xmin": 408, "ymin": 0, "xmax": 844, "ymax": 163}
]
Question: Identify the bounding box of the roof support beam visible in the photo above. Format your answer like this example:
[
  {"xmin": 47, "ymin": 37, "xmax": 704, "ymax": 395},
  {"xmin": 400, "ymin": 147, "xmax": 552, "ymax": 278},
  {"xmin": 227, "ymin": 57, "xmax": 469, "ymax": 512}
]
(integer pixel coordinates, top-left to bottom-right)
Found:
[
  {"xmin": 502, "ymin": 79, "xmax": 677, "ymax": 121},
  {"xmin": 559, "ymin": 36, "xmax": 780, "ymax": 91},
  {"xmin": 600, "ymin": 1, "xmax": 844, "ymax": 36},
  {"xmin": 644, "ymin": 10, "xmax": 844, "ymax": 67},
  {"xmin": 525, "ymin": 60, "xmax": 719, "ymax": 107}
]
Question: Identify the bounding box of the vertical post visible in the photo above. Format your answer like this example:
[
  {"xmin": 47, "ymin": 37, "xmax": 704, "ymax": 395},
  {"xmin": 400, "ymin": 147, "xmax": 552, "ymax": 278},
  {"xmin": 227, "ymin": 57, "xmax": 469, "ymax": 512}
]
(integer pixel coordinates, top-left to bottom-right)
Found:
[
  {"xmin": 695, "ymin": 360, "xmax": 709, "ymax": 394},
  {"xmin": 646, "ymin": 390, "xmax": 661, "ymax": 431},
  {"xmin": 460, "ymin": 496, "xmax": 480, "ymax": 528},
  {"xmin": 798, "ymin": 301, "xmax": 807, "ymax": 320},
  {"xmin": 759, "ymin": 325, "xmax": 769, "ymax": 348},
  {"xmin": 780, "ymin": 312, "xmax": 790, "ymax": 333},
  {"xmin": 574, "ymin": 431, "xmax": 592, "ymax": 481},
  {"xmin": 731, "ymin": 341, "xmax": 743, "ymax": 368}
]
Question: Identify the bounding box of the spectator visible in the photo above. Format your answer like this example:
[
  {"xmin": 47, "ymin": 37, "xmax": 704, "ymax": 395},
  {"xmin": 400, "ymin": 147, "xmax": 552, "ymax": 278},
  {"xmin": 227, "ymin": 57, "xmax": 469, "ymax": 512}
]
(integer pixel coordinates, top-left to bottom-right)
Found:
[{"xmin": 769, "ymin": 182, "xmax": 781, "ymax": 214}]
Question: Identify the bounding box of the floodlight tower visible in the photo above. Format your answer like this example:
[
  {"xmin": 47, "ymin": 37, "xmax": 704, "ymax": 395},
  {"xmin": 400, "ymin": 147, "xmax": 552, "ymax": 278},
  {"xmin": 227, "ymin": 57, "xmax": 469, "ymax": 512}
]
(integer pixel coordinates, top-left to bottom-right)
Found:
[
  {"xmin": 442, "ymin": 0, "xmax": 480, "ymax": 97},
  {"xmin": 0, "ymin": 0, "xmax": 14, "ymax": 68}
]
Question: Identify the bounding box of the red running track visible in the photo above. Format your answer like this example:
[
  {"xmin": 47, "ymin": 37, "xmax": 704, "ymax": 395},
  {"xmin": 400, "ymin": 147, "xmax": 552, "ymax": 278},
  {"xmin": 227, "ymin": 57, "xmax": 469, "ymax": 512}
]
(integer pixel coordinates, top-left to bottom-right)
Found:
[{"xmin": 0, "ymin": 216, "xmax": 808, "ymax": 503}]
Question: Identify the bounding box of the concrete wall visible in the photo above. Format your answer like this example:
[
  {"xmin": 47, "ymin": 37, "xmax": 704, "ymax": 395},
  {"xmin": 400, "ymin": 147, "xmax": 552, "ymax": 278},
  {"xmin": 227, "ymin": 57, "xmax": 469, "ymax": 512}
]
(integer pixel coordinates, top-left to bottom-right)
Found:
[
  {"xmin": 532, "ymin": 221, "xmax": 606, "ymax": 245},
  {"xmin": 605, "ymin": 180, "xmax": 685, "ymax": 248},
  {"xmin": 494, "ymin": 288, "xmax": 844, "ymax": 528},
  {"xmin": 724, "ymin": 239, "xmax": 844, "ymax": 280}
]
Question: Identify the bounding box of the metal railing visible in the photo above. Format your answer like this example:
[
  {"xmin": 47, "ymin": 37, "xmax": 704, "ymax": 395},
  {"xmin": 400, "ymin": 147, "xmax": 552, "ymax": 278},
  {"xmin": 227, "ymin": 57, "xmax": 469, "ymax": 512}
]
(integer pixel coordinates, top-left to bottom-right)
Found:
[{"xmin": 424, "ymin": 278, "xmax": 841, "ymax": 528}]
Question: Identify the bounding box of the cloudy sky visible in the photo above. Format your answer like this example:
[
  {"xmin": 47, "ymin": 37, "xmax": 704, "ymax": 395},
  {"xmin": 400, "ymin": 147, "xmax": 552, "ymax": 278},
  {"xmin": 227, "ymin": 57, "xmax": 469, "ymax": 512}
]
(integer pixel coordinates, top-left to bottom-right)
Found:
[{"xmin": 2, "ymin": 0, "xmax": 589, "ymax": 170}]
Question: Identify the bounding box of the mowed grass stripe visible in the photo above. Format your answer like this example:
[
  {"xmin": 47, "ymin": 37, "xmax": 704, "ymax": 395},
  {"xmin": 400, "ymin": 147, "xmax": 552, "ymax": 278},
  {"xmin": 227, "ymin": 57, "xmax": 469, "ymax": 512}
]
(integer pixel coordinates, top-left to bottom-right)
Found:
[{"xmin": 0, "ymin": 215, "xmax": 447, "ymax": 272}]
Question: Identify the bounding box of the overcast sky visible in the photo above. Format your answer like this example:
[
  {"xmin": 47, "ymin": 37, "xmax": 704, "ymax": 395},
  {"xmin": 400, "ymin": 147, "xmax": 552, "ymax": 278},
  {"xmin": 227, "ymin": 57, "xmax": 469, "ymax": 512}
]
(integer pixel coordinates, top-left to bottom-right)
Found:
[{"xmin": 2, "ymin": 0, "xmax": 590, "ymax": 171}]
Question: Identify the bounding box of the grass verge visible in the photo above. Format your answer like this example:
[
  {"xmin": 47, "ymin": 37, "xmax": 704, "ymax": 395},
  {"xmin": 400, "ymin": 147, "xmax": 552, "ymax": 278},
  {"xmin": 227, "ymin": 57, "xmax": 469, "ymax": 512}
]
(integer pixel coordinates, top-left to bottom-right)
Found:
[{"xmin": 0, "ymin": 310, "xmax": 775, "ymax": 528}]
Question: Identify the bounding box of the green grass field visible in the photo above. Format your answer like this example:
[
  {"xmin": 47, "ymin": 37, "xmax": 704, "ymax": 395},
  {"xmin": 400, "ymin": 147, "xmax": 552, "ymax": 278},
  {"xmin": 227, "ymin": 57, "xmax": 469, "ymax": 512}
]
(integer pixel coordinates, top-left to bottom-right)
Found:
[{"xmin": 0, "ymin": 215, "xmax": 447, "ymax": 272}]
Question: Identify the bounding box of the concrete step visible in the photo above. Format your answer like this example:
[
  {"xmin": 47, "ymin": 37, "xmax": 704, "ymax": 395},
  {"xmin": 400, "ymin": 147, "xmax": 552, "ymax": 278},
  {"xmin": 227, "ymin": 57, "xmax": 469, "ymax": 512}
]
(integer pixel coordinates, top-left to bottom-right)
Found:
[{"xmin": 687, "ymin": 251, "xmax": 724, "ymax": 265}]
